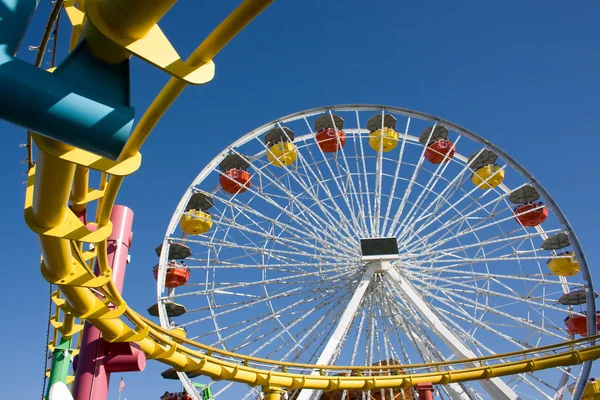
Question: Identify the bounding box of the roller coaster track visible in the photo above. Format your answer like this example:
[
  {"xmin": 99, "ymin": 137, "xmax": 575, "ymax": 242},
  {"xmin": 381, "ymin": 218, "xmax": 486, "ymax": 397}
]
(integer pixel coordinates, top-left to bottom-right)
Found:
[{"xmin": 22, "ymin": 0, "xmax": 598, "ymax": 398}]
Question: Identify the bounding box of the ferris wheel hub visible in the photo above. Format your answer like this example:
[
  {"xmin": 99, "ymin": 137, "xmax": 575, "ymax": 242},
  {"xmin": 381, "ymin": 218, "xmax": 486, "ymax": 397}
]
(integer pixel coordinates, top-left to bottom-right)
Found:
[{"xmin": 359, "ymin": 237, "xmax": 400, "ymax": 273}]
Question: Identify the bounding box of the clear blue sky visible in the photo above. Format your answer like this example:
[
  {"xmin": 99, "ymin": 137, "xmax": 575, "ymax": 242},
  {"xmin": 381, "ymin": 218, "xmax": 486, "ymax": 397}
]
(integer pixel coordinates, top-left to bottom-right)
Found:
[{"xmin": 1, "ymin": 1, "xmax": 599, "ymax": 398}]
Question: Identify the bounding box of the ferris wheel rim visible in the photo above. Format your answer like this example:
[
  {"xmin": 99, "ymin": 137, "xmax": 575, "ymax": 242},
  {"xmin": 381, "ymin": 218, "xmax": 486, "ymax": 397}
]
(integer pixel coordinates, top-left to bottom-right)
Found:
[{"xmin": 156, "ymin": 104, "xmax": 595, "ymax": 399}]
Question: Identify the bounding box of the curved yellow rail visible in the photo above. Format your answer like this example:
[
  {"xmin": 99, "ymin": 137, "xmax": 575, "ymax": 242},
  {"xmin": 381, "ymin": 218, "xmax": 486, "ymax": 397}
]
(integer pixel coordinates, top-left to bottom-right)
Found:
[{"xmin": 28, "ymin": 0, "xmax": 599, "ymax": 397}]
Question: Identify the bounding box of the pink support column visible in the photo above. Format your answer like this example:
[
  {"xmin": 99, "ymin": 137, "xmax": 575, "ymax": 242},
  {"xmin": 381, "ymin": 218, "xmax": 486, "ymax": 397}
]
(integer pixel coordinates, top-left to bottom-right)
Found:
[
  {"xmin": 416, "ymin": 382, "xmax": 435, "ymax": 400},
  {"xmin": 72, "ymin": 205, "xmax": 145, "ymax": 400}
]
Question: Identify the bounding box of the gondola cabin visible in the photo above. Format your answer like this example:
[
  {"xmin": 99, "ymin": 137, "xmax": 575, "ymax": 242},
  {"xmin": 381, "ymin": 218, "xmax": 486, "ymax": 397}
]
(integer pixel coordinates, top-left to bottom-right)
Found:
[
  {"xmin": 568, "ymin": 378, "xmax": 600, "ymax": 399},
  {"xmin": 153, "ymin": 263, "xmax": 191, "ymax": 289},
  {"xmin": 160, "ymin": 392, "xmax": 192, "ymax": 400},
  {"xmin": 565, "ymin": 313, "xmax": 600, "ymax": 337},
  {"xmin": 471, "ymin": 165, "xmax": 504, "ymax": 189},
  {"xmin": 267, "ymin": 142, "xmax": 297, "ymax": 166},
  {"xmin": 513, "ymin": 202, "xmax": 549, "ymax": 227},
  {"xmin": 369, "ymin": 127, "xmax": 398, "ymax": 152},
  {"xmin": 171, "ymin": 326, "xmax": 187, "ymax": 343},
  {"xmin": 180, "ymin": 210, "xmax": 212, "ymax": 235},
  {"xmin": 219, "ymin": 154, "xmax": 252, "ymax": 194},
  {"xmin": 180, "ymin": 192, "xmax": 214, "ymax": 235},
  {"xmin": 219, "ymin": 168, "xmax": 251, "ymax": 194},
  {"xmin": 316, "ymin": 128, "xmax": 346, "ymax": 153},
  {"xmin": 419, "ymin": 126, "xmax": 455, "ymax": 165},
  {"xmin": 266, "ymin": 126, "xmax": 297, "ymax": 167},
  {"xmin": 367, "ymin": 114, "xmax": 399, "ymax": 152},
  {"xmin": 314, "ymin": 114, "xmax": 346, "ymax": 153},
  {"xmin": 425, "ymin": 139, "xmax": 455, "ymax": 164},
  {"xmin": 547, "ymin": 252, "xmax": 580, "ymax": 276}
]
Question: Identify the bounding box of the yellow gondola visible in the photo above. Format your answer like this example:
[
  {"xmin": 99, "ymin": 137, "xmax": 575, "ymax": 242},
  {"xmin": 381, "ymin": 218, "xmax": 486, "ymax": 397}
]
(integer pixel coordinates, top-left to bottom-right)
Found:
[
  {"xmin": 471, "ymin": 165, "xmax": 504, "ymax": 189},
  {"xmin": 180, "ymin": 210, "xmax": 213, "ymax": 235},
  {"xmin": 267, "ymin": 142, "xmax": 297, "ymax": 167}
]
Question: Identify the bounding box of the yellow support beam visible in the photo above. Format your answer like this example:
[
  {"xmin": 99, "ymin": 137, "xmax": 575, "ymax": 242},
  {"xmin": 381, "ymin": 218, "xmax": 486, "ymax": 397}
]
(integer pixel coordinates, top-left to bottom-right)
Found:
[{"xmin": 119, "ymin": 0, "xmax": 277, "ymax": 159}]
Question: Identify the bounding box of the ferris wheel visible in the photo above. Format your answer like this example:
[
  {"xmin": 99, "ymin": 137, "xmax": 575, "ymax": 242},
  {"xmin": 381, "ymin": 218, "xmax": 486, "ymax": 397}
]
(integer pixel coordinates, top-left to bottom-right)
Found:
[{"xmin": 151, "ymin": 105, "xmax": 596, "ymax": 400}]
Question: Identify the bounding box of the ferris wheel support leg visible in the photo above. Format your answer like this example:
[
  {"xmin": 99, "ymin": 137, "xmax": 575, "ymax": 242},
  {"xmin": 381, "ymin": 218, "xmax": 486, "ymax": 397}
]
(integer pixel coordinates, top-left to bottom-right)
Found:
[
  {"xmin": 71, "ymin": 206, "xmax": 146, "ymax": 400},
  {"xmin": 402, "ymin": 324, "xmax": 470, "ymax": 400},
  {"xmin": 296, "ymin": 266, "xmax": 376, "ymax": 400},
  {"xmin": 385, "ymin": 267, "xmax": 519, "ymax": 400}
]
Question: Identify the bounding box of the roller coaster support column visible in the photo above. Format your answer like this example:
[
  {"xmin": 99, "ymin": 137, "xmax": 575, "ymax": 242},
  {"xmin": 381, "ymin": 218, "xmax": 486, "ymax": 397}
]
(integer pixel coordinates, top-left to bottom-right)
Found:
[
  {"xmin": 72, "ymin": 206, "xmax": 146, "ymax": 400},
  {"xmin": 262, "ymin": 387, "xmax": 286, "ymax": 400},
  {"xmin": 46, "ymin": 338, "xmax": 72, "ymax": 399},
  {"xmin": 416, "ymin": 383, "xmax": 435, "ymax": 400}
]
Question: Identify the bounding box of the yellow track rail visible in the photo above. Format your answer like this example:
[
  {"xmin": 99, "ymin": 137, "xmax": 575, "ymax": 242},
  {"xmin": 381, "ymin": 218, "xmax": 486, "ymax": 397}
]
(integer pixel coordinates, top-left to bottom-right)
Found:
[{"xmin": 28, "ymin": 0, "xmax": 599, "ymax": 396}]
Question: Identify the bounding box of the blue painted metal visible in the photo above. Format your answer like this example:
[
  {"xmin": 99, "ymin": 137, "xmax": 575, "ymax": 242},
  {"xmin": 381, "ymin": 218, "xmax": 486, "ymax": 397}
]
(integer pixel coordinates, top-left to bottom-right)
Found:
[
  {"xmin": 0, "ymin": 0, "xmax": 38, "ymax": 56},
  {"xmin": 0, "ymin": 0, "xmax": 135, "ymax": 160}
]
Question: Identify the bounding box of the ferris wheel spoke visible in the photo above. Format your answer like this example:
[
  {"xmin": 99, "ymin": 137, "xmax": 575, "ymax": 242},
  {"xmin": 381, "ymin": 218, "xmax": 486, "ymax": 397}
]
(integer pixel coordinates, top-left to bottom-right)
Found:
[
  {"xmin": 372, "ymin": 110, "xmax": 387, "ymax": 236},
  {"xmin": 184, "ymin": 260, "xmax": 351, "ymax": 272},
  {"xmin": 205, "ymin": 190, "xmax": 328, "ymax": 255},
  {"xmin": 266, "ymin": 303, "xmax": 346, "ymax": 363},
  {"xmin": 412, "ymin": 254, "xmax": 559, "ymax": 266},
  {"xmin": 521, "ymin": 371, "xmax": 566, "ymax": 396},
  {"xmin": 170, "ymin": 267, "xmax": 357, "ymax": 300},
  {"xmin": 433, "ymin": 295, "xmax": 558, "ymax": 351},
  {"xmin": 209, "ymin": 201, "xmax": 335, "ymax": 260},
  {"xmin": 301, "ymin": 117, "xmax": 366, "ymax": 236},
  {"xmin": 249, "ymin": 289, "xmax": 353, "ymax": 362},
  {"xmin": 326, "ymin": 120, "xmax": 373, "ymax": 237},
  {"xmin": 385, "ymin": 123, "xmax": 438, "ymax": 237},
  {"xmin": 511, "ymin": 374, "xmax": 555, "ymax": 400},
  {"xmin": 380, "ymin": 117, "xmax": 411, "ymax": 236},
  {"xmin": 206, "ymin": 203, "xmax": 309, "ymax": 271},
  {"xmin": 353, "ymin": 110, "xmax": 376, "ymax": 235},
  {"xmin": 408, "ymin": 267, "xmax": 576, "ymax": 290},
  {"xmin": 217, "ymin": 284, "xmax": 354, "ymax": 355},
  {"xmin": 278, "ymin": 313, "xmax": 333, "ymax": 363},
  {"xmin": 413, "ymin": 225, "xmax": 527, "ymax": 270},
  {"xmin": 180, "ymin": 236, "xmax": 355, "ymax": 264},
  {"xmin": 413, "ymin": 229, "xmax": 561, "ymax": 261},
  {"xmin": 228, "ymin": 161, "xmax": 347, "ymax": 251},
  {"xmin": 403, "ymin": 200, "xmax": 528, "ymax": 258},
  {"xmin": 399, "ymin": 170, "xmax": 516, "ymax": 253},
  {"xmin": 422, "ymin": 201, "xmax": 548, "ymax": 255},
  {"xmin": 278, "ymin": 142, "xmax": 357, "ymax": 242},
  {"xmin": 253, "ymin": 136, "xmax": 357, "ymax": 243},
  {"xmin": 373, "ymin": 279, "xmax": 400, "ymax": 364},
  {"xmin": 398, "ymin": 146, "xmax": 488, "ymax": 243},
  {"xmin": 390, "ymin": 281, "xmax": 530, "ymax": 367},
  {"xmin": 240, "ymin": 294, "xmax": 346, "ymax": 358},
  {"xmin": 187, "ymin": 286, "xmax": 351, "ymax": 347},
  {"xmin": 208, "ymin": 190, "xmax": 355, "ymax": 257},
  {"xmin": 409, "ymin": 275, "xmax": 567, "ymax": 340},
  {"xmin": 394, "ymin": 136, "xmax": 462, "ymax": 242}
]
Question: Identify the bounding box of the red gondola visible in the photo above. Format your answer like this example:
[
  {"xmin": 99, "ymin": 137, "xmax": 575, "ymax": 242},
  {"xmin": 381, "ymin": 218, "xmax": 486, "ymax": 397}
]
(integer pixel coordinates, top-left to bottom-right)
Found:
[
  {"xmin": 316, "ymin": 128, "xmax": 346, "ymax": 153},
  {"xmin": 513, "ymin": 202, "xmax": 548, "ymax": 227},
  {"xmin": 565, "ymin": 312, "xmax": 600, "ymax": 336},
  {"xmin": 219, "ymin": 168, "xmax": 252, "ymax": 194},
  {"xmin": 424, "ymin": 139, "xmax": 455, "ymax": 164},
  {"xmin": 153, "ymin": 263, "xmax": 191, "ymax": 289}
]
